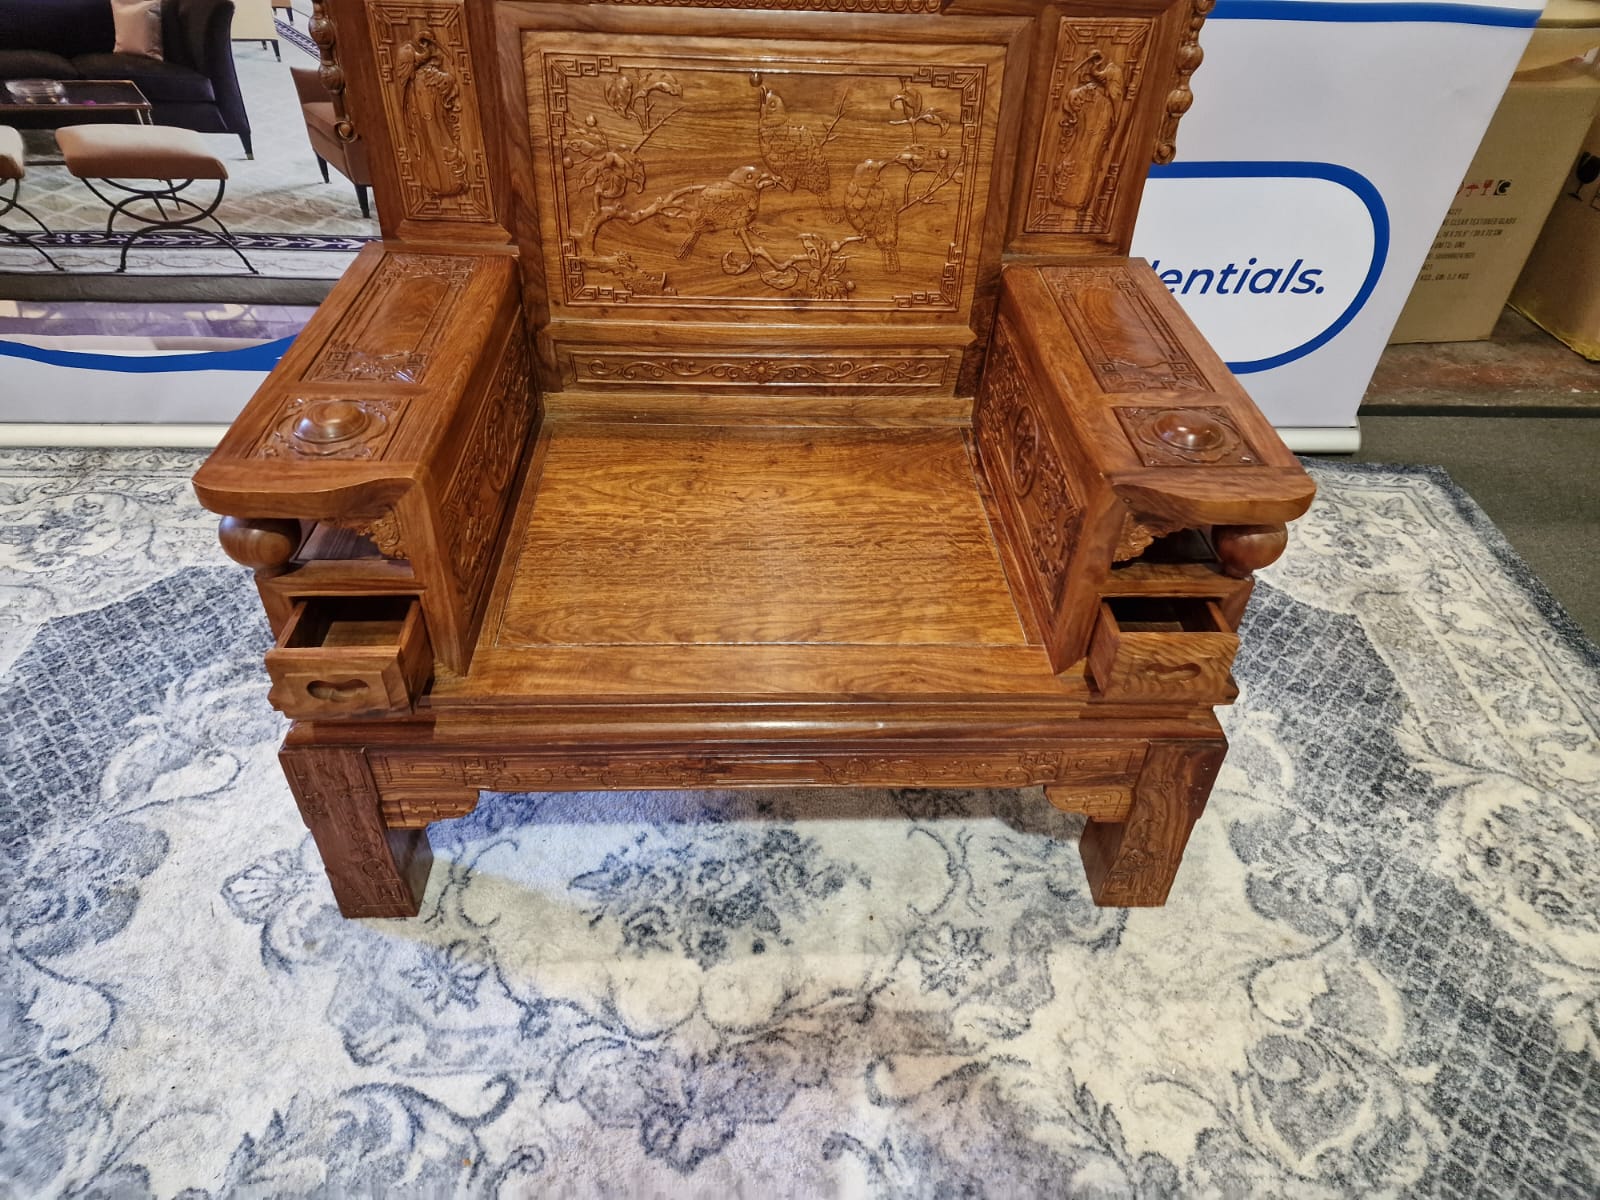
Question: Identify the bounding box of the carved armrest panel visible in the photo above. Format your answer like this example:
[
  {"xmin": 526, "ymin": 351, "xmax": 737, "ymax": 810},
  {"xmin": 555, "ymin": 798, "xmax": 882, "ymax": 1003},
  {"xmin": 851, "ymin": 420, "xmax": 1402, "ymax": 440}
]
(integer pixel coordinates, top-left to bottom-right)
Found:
[
  {"xmin": 193, "ymin": 245, "xmax": 535, "ymax": 671},
  {"xmin": 975, "ymin": 259, "xmax": 1313, "ymax": 672}
]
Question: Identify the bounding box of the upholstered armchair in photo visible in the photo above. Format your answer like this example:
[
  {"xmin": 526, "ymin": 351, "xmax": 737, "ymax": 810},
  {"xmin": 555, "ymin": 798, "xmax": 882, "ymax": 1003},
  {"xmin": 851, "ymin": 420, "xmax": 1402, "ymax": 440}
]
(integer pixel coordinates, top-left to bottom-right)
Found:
[{"xmin": 290, "ymin": 65, "xmax": 371, "ymax": 218}]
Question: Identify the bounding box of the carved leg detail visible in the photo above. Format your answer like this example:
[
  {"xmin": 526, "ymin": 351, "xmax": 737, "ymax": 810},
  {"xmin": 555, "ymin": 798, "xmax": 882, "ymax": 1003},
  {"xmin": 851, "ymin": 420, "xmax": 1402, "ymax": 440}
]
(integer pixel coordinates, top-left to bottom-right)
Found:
[
  {"xmin": 280, "ymin": 744, "xmax": 432, "ymax": 918},
  {"xmin": 1079, "ymin": 738, "xmax": 1226, "ymax": 907}
]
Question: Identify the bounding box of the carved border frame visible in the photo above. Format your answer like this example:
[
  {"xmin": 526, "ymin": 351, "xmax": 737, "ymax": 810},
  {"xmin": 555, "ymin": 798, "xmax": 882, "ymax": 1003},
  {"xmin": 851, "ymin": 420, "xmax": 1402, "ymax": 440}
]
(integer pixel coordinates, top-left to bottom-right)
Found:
[{"xmin": 1024, "ymin": 18, "xmax": 1152, "ymax": 236}]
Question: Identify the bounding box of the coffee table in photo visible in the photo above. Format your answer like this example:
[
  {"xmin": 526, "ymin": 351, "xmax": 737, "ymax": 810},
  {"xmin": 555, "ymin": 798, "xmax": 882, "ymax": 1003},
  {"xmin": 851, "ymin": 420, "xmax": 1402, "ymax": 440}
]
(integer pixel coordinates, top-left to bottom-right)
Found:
[
  {"xmin": 0, "ymin": 79, "xmax": 154, "ymax": 126},
  {"xmin": 55, "ymin": 123, "xmax": 256, "ymax": 273}
]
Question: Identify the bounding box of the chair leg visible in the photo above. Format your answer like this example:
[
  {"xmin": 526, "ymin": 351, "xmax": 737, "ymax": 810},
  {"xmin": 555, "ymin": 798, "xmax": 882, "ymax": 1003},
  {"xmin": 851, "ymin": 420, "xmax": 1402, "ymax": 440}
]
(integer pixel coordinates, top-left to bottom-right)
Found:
[
  {"xmin": 0, "ymin": 181, "xmax": 64, "ymax": 270},
  {"xmin": 240, "ymin": 133, "xmax": 254, "ymax": 160},
  {"xmin": 315, "ymin": 154, "xmax": 329, "ymax": 184},
  {"xmin": 355, "ymin": 183, "xmax": 370, "ymax": 219},
  {"xmin": 280, "ymin": 743, "xmax": 432, "ymax": 918},
  {"xmin": 271, "ymin": 40, "xmax": 280, "ymax": 61},
  {"xmin": 1073, "ymin": 738, "xmax": 1226, "ymax": 907}
]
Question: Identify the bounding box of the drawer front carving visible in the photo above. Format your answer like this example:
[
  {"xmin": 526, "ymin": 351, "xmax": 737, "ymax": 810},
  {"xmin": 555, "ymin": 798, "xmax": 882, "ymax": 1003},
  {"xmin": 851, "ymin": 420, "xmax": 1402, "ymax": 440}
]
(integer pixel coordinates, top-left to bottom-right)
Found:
[
  {"xmin": 520, "ymin": 26, "xmax": 1009, "ymax": 319},
  {"xmin": 264, "ymin": 597, "xmax": 433, "ymax": 720},
  {"xmin": 1087, "ymin": 598, "xmax": 1238, "ymax": 703},
  {"xmin": 1025, "ymin": 17, "xmax": 1154, "ymax": 237}
]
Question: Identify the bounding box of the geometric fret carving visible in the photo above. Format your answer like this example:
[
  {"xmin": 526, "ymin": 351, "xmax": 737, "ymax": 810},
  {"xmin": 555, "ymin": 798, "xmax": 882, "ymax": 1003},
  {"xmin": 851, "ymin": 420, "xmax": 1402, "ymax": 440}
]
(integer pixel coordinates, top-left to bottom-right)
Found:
[
  {"xmin": 307, "ymin": 255, "xmax": 476, "ymax": 384},
  {"xmin": 1025, "ymin": 18, "xmax": 1151, "ymax": 236},
  {"xmin": 1041, "ymin": 264, "xmax": 1208, "ymax": 393},
  {"xmin": 975, "ymin": 320, "xmax": 1081, "ymax": 606},
  {"xmin": 367, "ymin": 0, "xmax": 495, "ymax": 222}
]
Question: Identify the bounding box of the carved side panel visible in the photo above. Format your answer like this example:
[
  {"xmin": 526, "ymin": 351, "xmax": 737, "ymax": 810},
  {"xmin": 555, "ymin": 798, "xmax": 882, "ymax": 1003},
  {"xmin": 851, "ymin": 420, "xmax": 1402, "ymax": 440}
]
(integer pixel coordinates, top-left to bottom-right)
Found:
[
  {"xmin": 306, "ymin": 255, "xmax": 477, "ymax": 384},
  {"xmin": 521, "ymin": 31, "xmax": 1005, "ymax": 317},
  {"xmin": 1025, "ymin": 18, "xmax": 1152, "ymax": 236},
  {"xmin": 438, "ymin": 334, "xmax": 535, "ymax": 609},
  {"xmin": 974, "ymin": 320, "xmax": 1082, "ymax": 608},
  {"xmin": 367, "ymin": 1, "xmax": 494, "ymax": 222},
  {"xmin": 1042, "ymin": 264, "xmax": 1209, "ymax": 393}
]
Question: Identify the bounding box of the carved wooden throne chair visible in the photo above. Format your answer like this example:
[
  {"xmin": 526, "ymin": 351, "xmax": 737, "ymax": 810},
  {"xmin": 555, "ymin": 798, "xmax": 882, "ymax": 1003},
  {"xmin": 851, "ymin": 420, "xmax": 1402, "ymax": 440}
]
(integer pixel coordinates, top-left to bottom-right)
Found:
[{"xmin": 194, "ymin": 0, "xmax": 1314, "ymax": 918}]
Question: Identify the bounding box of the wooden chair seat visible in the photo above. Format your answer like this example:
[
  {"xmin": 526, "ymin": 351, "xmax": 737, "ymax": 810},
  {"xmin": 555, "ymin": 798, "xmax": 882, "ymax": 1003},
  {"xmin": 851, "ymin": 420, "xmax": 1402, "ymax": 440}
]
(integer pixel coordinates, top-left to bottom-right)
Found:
[{"xmin": 193, "ymin": 0, "xmax": 1314, "ymax": 919}]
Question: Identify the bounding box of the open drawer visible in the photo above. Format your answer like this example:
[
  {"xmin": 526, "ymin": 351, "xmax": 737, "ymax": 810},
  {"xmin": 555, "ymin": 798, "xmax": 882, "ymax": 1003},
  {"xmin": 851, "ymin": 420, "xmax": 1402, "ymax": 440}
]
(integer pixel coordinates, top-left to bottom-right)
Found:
[
  {"xmin": 1088, "ymin": 597, "xmax": 1239, "ymax": 704},
  {"xmin": 264, "ymin": 596, "xmax": 432, "ymax": 720}
]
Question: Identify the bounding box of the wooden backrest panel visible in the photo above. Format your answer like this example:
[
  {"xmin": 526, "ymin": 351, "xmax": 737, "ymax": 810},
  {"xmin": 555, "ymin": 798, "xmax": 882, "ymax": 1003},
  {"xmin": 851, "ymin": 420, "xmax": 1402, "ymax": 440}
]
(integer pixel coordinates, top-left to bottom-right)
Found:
[{"xmin": 318, "ymin": 0, "xmax": 1211, "ymax": 403}]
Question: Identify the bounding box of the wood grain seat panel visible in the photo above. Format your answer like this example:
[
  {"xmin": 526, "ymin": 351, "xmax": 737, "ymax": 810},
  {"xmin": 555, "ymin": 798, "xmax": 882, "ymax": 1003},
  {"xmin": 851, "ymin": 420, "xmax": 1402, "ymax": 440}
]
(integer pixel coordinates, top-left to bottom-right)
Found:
[{"xmin": 489, "ymin": 422, "xmax": 1031, "ymax": 650}]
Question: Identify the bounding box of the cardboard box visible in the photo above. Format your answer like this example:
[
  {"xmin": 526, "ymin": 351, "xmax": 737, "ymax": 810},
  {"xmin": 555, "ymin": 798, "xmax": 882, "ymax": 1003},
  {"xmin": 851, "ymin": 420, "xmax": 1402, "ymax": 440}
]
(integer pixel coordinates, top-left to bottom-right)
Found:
[
  {"xmin": 1512, "ymin": 107, "xmax": 1600, "ymax": 358},
  {"xmin": 1391, "ymin": 57, "xmax": 1600, "ymax": 344}
]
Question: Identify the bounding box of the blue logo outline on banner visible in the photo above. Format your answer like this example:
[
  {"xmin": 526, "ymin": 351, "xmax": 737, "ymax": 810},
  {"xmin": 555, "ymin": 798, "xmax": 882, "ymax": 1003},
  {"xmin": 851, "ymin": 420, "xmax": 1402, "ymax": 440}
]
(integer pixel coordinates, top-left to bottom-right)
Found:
[
  {"xmin": 5, "ymin": 162, "xmax": 1388, "ymax": 379},
  {"xmin": 1147, "ymin": 159, "xmax": 1390, "ymax": 373},
  {"xmin": 0, "ymin": 335, "xmax": 295, "ymax": 374},
  {"xmin": 1211, "ymin": 1, "xmax": 1539, "ymax": 28}
]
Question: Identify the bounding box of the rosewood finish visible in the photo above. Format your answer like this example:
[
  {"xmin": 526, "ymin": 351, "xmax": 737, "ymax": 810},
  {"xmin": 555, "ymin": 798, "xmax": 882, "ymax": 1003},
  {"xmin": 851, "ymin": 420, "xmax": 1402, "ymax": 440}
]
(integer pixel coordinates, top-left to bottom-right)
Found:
[{"xmin": 194, "ymin": 0, "xmax": 1314, "ymax": 918}]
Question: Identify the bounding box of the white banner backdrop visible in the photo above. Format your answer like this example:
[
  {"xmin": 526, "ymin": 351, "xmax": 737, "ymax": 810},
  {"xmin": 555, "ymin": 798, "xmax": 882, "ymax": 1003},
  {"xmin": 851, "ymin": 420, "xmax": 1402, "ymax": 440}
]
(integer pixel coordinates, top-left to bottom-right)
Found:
[
  {"xmin": 1132, "ymin": 0, "xmax": 1542, "ymax": 439},
  {"xmin": 1, "ymin": 1, "xmax": 1541, "ymax": 447}
]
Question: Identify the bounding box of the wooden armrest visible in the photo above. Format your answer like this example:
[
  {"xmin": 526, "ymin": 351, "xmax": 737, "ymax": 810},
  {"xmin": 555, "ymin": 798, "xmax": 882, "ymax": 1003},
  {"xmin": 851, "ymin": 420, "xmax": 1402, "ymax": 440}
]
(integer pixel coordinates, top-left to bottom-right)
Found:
[
  {"xmin": 976, "ymin": 259, "xmax": 1314, "ymax": 672},
  {"xmin": 193, "ymin": 244, "xmax": 535, "ymax": 671}
]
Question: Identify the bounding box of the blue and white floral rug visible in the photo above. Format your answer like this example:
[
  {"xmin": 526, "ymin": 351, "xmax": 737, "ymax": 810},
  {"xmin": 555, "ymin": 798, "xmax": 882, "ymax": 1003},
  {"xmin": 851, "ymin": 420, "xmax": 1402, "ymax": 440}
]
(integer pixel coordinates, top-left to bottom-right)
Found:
[{"xmin": 2, "ymin": 449, "xmax": 1597, "ymax": 1197}]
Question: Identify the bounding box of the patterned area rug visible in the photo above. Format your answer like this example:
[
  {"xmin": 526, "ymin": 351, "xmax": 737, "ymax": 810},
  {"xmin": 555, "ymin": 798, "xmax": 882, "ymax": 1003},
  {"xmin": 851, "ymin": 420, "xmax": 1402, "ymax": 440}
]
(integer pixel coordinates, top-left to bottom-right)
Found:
[
  {"xmin": 0, "ymin": 41, "xmax": 374, "ymax": 280},
  {"xmin": 2, "ymin": 450, "xmax": 1597, "ymax": 1197}
]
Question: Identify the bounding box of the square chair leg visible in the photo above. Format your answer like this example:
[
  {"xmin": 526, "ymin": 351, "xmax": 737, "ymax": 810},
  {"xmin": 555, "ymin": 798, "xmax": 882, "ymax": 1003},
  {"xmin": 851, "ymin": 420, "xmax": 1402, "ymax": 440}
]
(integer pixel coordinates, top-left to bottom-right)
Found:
[
  {"xmin": 280, "ymin": 744, "xmax": 432, "ymax": 918},
  {"xmin": 1068, "ymin": 738, "xmax": 1227, "ymax": 907}
]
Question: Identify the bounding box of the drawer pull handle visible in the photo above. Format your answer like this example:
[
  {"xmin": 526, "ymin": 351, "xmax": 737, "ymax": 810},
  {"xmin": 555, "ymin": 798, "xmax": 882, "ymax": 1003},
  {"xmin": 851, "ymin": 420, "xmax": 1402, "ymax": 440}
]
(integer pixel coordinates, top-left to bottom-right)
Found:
[
  {"xmin": 307, "ymin": 679, "xmax": 371, "ymax": 703},
  {"xmin": 1146, "ymin": 662, "xmax": 1200, "ymax": 684}
]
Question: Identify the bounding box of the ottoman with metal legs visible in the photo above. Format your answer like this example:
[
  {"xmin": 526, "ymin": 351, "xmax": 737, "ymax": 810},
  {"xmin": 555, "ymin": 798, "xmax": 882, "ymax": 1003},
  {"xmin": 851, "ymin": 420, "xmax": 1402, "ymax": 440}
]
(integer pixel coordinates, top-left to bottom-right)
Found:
[
  {"xmin": 54, "ymin": 125, "xmax": 257, "ymax": 274},
  {"xmin": 0, "ymin": 125, "xmax": 61, "ymax": 270}
]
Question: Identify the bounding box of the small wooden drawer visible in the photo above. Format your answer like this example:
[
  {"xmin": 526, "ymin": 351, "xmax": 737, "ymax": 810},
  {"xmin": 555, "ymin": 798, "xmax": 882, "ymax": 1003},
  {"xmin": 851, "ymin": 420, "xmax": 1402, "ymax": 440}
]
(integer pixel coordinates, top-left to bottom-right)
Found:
[
  {"xmin": 1088, "ymin": 598, "xmax": 1239, "ymax": 703},
  {"xmin": 265, "ymin": 596, "xmax": 431, "ymax": 720}
]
